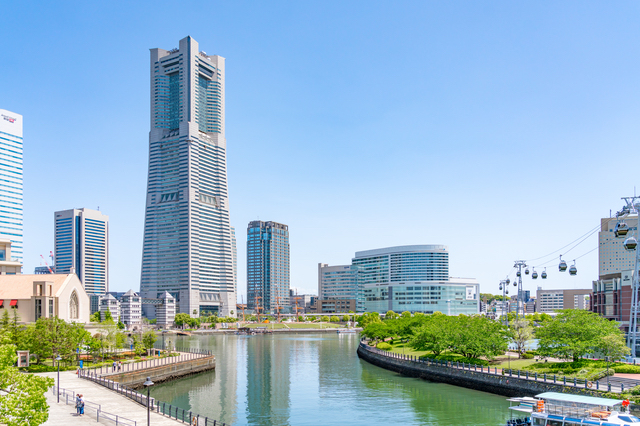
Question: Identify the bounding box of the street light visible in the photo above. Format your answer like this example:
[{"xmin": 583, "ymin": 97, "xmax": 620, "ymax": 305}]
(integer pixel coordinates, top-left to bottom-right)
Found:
[
  {"xmin": 55, "ymin": 355, "xmax": 62, "ymax": 403},
  {"xmin": 144, "ymin": 377, "xmax": 154, "ymax": 426}
]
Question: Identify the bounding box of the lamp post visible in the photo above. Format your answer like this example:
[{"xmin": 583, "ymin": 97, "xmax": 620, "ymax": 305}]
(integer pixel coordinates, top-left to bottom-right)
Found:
[
  {"xmin": 55, "ymin": 355, "xmax": 62, "ymax": 403},
  {"xmin": 144, "ymin": 377, "xmax": 154, "ymax": 426}
]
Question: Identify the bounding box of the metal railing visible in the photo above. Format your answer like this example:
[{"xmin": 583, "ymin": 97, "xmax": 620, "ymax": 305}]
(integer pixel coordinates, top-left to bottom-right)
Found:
[
  {"xmin": 84, "ymin": 349, "xmax": 212, "ymax": 376},
  {"xmin": 358, "ymin": 340, "xmax": 627, "ymax": 394},
  {"xmin": 53, "ymin": 385, "xmax": 136, "ymax": 425},
  {"xmin": 79, "ymin": 349, "xmax": 225, "ymax": 425}
]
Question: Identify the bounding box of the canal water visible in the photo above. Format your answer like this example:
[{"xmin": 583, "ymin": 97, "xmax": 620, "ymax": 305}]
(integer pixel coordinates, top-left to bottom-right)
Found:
[{"xmin": 149, "ymin": 333, "xmax": 514, "ymax": 425}]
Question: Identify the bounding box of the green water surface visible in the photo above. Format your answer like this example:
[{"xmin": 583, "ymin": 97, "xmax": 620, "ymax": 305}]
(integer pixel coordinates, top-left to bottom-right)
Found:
[{"xmin": 149, "ymin": 333, "xmax": 514, "ymax": 425}]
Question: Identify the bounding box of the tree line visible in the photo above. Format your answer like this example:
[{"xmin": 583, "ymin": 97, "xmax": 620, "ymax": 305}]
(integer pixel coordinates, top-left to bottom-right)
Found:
[{"xmin": 360, "ymin": 309, "xmax": 629, "ymax": 363}]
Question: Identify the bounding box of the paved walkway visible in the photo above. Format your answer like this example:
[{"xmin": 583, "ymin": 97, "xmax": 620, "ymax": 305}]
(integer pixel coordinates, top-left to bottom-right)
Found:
[{"xmin": 41, "ymin": 371, "xmax": 182, "ymax": 426}]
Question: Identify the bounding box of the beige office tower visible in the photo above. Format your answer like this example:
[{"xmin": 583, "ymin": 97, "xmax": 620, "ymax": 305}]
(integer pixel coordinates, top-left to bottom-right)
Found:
[{"xmin": 140, "ymin": 36, "xmax": 236, "ymax": 318}]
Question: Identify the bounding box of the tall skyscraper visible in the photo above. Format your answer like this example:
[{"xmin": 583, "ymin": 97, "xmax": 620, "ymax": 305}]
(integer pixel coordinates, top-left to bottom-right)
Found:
[
  {"xmin": 0, "ymin": 109, "xmax": 23, "ymax": 267},
  {"xmin": 247, "ymin": 221, "xmax": 290, "ymax": 313},
  {"xmin": 54, "ymin": 208, "xmax": 109, "ymax": 295},
  {"xmin": 140, "ymin": 36, "xmax": 236, "ymax": 318}
]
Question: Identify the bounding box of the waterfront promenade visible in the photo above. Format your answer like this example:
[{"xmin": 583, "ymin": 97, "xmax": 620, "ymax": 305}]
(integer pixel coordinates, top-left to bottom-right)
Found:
[{"xmin": 42, "ymin": 370, "xmax": 181, "ymax": 426}]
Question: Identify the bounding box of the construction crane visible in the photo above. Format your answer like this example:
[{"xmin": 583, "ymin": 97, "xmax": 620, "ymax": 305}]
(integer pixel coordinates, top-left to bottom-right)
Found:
[{"xmin": 40, "ymin": 254, "xmax": 53, "ymax": 274}]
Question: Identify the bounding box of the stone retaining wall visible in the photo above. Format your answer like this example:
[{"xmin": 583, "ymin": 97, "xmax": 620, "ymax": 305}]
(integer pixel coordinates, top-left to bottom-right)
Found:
[
  {"xmin": 103, "ymin": 356, "xmax": 216, "ymax": 388},
  {"xmin": 357, "ymin": 343, "xmax": 602, "ymax": 398}
]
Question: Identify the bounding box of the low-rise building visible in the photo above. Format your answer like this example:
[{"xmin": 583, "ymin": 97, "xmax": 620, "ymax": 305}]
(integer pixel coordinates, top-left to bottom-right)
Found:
[
  {"xmin": 156, "ymin": 292, "xmax": 176, "ymax": 328},
  {"xmin": 99, "ymin": 293, "xmax": 120, "ymax": 322},
  {"xmin": 0, "ymin": 274, "xmax": 90, "ymax": 323},
  {"xmin": 535, "ymin": 287, "xmax": 592, "ymax": 313},
  {"xmin": 120, "ymin": 290, "xmax": 142, "ymax": 329},
  {"xmin": 315, "ymin": 298, "xmax": 356, "ymax": 314}
]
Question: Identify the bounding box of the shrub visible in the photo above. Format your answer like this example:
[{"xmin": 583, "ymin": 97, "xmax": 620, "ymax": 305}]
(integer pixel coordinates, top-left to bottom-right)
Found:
[
  {"xmin": 521, "ymin": 353, "xmax": 534, "ymax": 359},
  {"xmin": 631, "ymin": 385, "xmax": 640, "ymax": 396},
  {"xmin": 376, "ymin": 342, "xmax": 392, "ymax": 351},
  {"xmin": 613, "ymin": 364, "xmax": 640, "ymax": 374}
]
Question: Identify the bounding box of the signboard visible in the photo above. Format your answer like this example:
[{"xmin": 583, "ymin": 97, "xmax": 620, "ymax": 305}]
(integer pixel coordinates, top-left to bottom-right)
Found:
[{"xmin": 466, "ymin": 286, "xmax": 477, "ymax": 300}]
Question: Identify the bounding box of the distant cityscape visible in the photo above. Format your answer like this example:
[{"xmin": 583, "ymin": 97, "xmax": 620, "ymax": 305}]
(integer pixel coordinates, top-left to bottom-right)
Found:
[{"xmin": 0, "ymin": 36, "xmax": 637, "ymax": 344}]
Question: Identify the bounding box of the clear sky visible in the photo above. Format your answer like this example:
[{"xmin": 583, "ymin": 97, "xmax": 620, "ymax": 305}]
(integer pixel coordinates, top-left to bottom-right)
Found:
[{"xmin": 2, "ymin": 1, "xmax": 639, "ymax": 301}]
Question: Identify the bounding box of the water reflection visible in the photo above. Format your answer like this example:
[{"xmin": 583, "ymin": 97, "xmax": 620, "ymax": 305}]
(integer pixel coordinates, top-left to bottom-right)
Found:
[{"xmin": 149, "ymin": 333, "xmax": 512, "ymax": 426}]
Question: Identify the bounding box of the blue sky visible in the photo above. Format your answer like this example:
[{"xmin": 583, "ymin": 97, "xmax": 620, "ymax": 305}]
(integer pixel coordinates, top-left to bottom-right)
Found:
[{"xmin": 2, "ymin": 1, "xmax": 639, "ymax": 300}]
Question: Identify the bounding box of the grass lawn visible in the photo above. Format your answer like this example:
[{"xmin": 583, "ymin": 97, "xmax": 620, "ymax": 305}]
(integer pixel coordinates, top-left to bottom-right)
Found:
[
  {"xmin": 492, "ymin": 358, "xmax": 537, "ymax": 370},
  {"xmin": 243, "ymin": 322, "xmax": 342, "ymax": 329}
]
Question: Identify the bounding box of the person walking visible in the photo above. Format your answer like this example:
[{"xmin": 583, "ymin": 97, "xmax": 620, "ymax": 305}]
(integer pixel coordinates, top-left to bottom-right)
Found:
[
  {"xmin": 78, "ymin": 394, "xmax": 85, "ymax": 416},
  {"xmin": 112, "ymin": 360, "xmax": 117, "ymax": 372},
  {"xmin": 75, "ymin": 394, "xmax": 81, "ymax": 416}
]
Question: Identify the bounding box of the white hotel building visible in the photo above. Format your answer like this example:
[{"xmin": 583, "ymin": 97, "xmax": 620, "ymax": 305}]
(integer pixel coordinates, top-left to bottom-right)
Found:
[{"xmin": 0, "ymin": 109, "xmax": 23, "ymax": 267}]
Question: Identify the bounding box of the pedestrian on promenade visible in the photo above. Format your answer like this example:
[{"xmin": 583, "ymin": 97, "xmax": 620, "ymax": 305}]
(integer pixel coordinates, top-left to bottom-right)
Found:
[
  {"xmin": 112, "ymin": 360, "xmax": 117, "ymax": 372},
  {"xmin": 118, "ymin": 361, "xmax": 122, "ymax": 372},
  {"xmin": 75, "ymin": 394, "xmax": 81, "ymax": 415},
  {"xmin": 78, "ymin": 394, "xmax": 85, "ymax": 416}
]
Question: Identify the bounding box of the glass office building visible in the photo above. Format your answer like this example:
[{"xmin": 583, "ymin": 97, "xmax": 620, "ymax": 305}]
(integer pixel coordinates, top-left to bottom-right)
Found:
[
  {"xmin": 140, "ymin": 36, "xmax": 236, "ymax": 318},
  {"xmin": 317, "ymin": 263, "xmax": 363, "ymax": 312},
  {"xmin": 54, "ymin": 208, "xmax": 109, "ymax": 295},
  {"xmin": 353, "ymin": 245, "xmax": 479, "ymax": 315},
  {"xmin": 0, "ymin": 110, "xmax": 23, "ymax": 266},
  {"xmin": 247, "ymin": 221, "xmax": 290, "ymax": 313}
]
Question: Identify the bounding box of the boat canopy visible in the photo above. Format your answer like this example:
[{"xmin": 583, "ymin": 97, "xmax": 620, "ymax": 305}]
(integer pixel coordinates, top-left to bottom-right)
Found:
[{"xmin": 536, "ymin": 392, "xmax": 624, "ymax": 408}]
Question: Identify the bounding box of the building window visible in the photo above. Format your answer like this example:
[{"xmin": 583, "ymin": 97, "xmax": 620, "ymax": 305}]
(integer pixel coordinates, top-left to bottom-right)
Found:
[
  {"xmin": 49, "ymin": 299, "xmax": 54, "ymax": 317},
  {"xmin": 69, "ymin": 291, "xmax": 79, "ymax": 319},
  {"xmin": 35, "ymin": 299, "xmax": 42, "ymax": 320}
]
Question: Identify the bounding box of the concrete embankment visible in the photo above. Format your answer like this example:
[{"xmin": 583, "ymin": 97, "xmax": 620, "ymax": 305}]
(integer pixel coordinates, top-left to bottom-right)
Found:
[
  {"xmin": 99, "ymin": 355, "xmax": 215, "ymax": 388},
  {"xmin": 357, "ymin": 342, "xmax": 602, "ymax": 398}
]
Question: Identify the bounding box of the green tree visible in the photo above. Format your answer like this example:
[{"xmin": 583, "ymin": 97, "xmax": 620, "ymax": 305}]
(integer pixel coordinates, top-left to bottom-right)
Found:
[
  {"xmin": 103, "ymin": 310, "xmax": 113, "ymax": 322},
  {"xmin": 401, "ymin": 311, "xmax": 412, "ymax": 318},
  {"xmin": 0, "ymin": 342, "xmax": 54, "ymax": 425},
  {"xmin": 357, "ymin": 312, "xmax": 382, "ymax": 328},
  {"xmin": 409, "ymin": 312, "xmax": 452, "ymax": 356},
  {"xmin": 27, "ymin": 317, "xmax": 78, "ymax": 363},
  {"xmin": 329, "ymin": 315, "xmax": 340, "ymax": 323},
  {"xmin": 510, "ymin": 318, "xmax": 534, "ymax": 358},
  {"xmin": 536, "ymin": 309, "xmax": 624, "ymax": 362},
  {"xmin": 174, "ymin": 313, "xmax": 192, "ymax": 327},
  {"xmin": 117, "ymin": 321, "xmax": 125, "ymax": 330},
  {"xmin": 449, "ymin": 315, "xmax": 508, "ymax": 360},
  {"xmin": 385, "ymin": 310, "xmax": 399, "ymax": 320},
  {"xmin": 361, "ymin": 322, "xmax": 392, "ymax": 343},
  {"xmin": 342, "ymin": 314, "xmax": 351, "ymax": 322},
  {"xmin": 142, "ymin": 330, "xmax": 157, "ymax": 354},
  {"xmin": 89, "ymin": 311, "xmax": 101, "ymax": 323}
]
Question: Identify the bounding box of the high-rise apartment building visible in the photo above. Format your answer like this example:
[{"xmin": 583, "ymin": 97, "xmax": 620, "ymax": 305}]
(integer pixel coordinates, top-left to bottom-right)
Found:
[
  {"xmin": 0, "ymin": 110, "xmax": 23, "ymax": 267},
  {"xmin": 536, "ymin": 287, "xmax": 591, "ymax": 313},
  {"xmin": 247, "ymin": 221, "xmax": 290, "ymax": 313},
  {"xmin": 54, "ymin": 208, "xmax": 109, "ymax": 295},
  {"xmin": 140, "ymin": 36, "xmax": 236, "ymax": 318}
]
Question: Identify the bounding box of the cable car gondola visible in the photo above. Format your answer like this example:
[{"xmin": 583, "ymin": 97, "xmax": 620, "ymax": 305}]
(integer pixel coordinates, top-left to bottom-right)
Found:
[
  {"xmin": 541, "ymin": 268, "xmax": 547, "ymax": 279},
  {"xmin": 569, "ymin": 261, "xmax": 577, "ymax": 276},
  {"xmin": 532, "ymin": 269, "xmax": 538, "ymax": 279},
  {"xmin": 559, "ymin": 255, "xmax": 568, "ymax": 272},
  {"xmin": 525, "ymin": 268, "xmax": 530, "ymax": 275},
  {"xmin": 624, "ymin": 236, "xmax": 638, "ymax": 251},
  {"xmin": 615, "ymin": 221, "xmax": 629, "ymax": 238},
  {"xmin": 516, "ymin": 270, "xmax": 521, "ymax": 277}
]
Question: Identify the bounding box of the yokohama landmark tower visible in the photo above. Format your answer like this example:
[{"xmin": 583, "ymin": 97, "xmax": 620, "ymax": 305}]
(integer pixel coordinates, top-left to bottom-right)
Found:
[{"xmin": 140, "ymin": 36, "xmax": 236, "ymax": 318}]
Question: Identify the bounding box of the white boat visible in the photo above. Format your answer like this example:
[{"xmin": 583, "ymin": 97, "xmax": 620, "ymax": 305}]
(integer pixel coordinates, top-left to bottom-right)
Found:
[
  {"xmin": 336, "ymin": 329, "xmax": 357, "ymax": 333},
  {"xmin": 507, "ymin": 392, "xmax": 638, "ymax": 425}
]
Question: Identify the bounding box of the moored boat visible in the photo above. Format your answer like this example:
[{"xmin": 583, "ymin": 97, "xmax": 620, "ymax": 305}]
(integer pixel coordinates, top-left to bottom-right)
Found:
[{"xmin": 507, "ymin": 392, "xmax": 637, "ymax": 425}]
